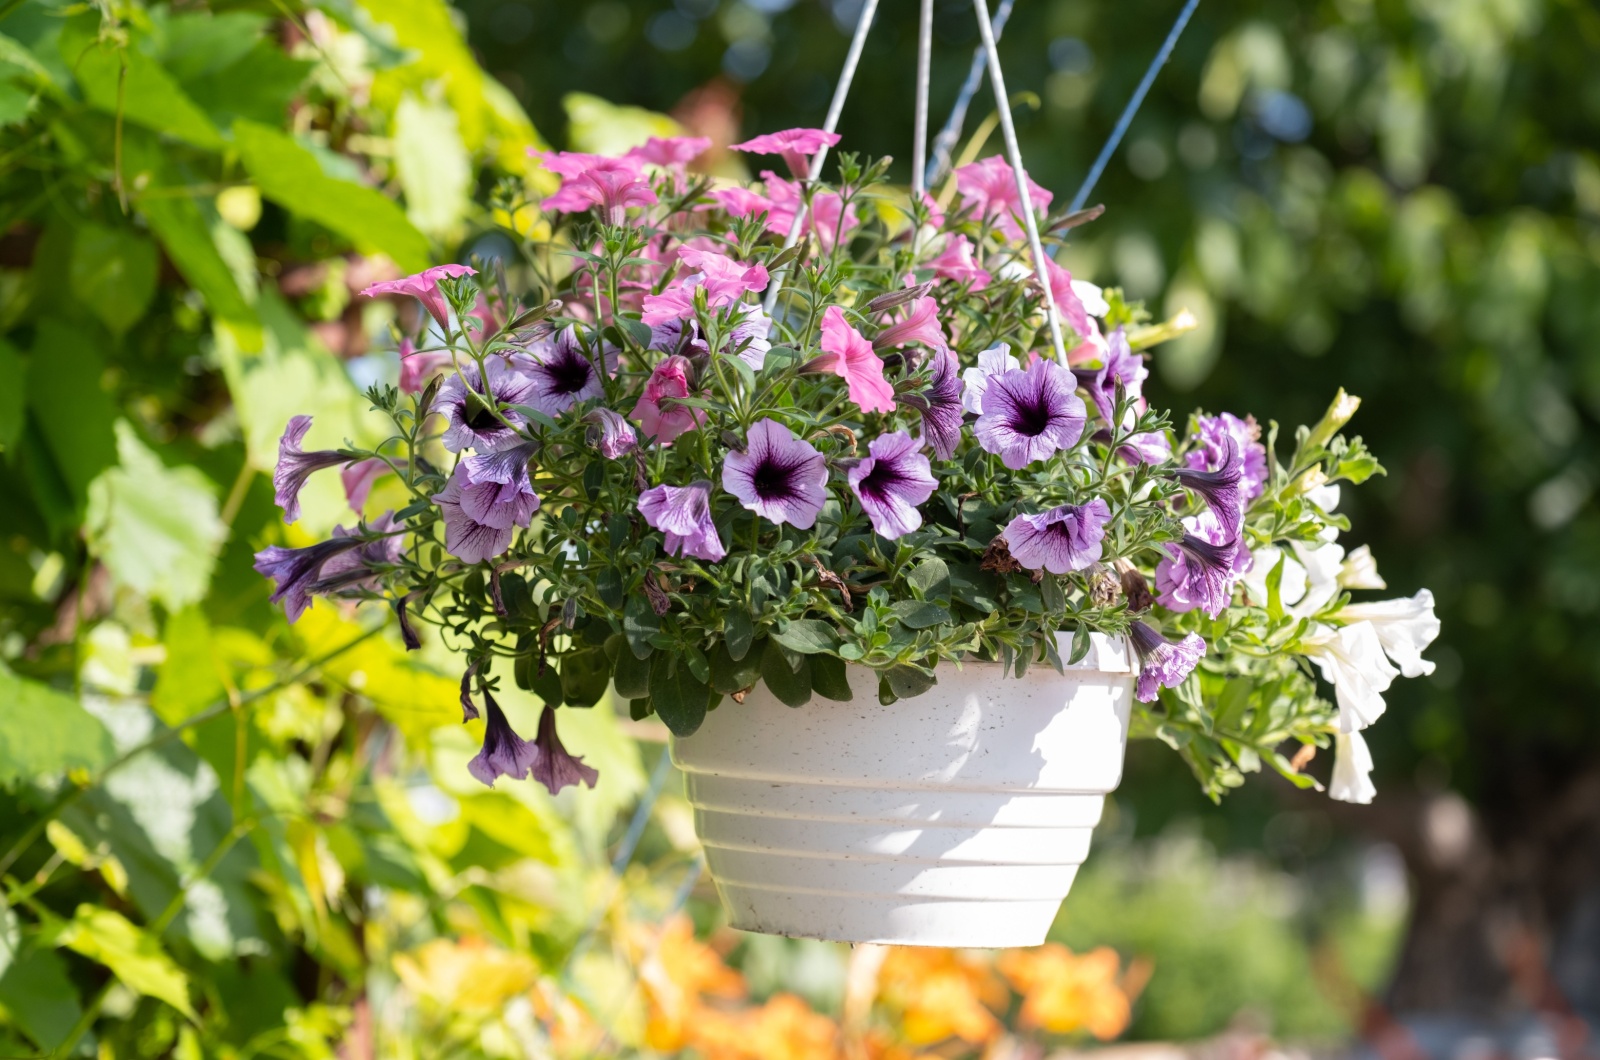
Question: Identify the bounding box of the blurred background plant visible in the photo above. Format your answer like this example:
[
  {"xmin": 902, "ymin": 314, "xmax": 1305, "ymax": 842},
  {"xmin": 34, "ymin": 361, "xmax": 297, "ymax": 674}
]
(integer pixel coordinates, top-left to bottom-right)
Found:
[{"xmin": 1, "ymin": 0, "xmax": 1595, "ymax": 1054}]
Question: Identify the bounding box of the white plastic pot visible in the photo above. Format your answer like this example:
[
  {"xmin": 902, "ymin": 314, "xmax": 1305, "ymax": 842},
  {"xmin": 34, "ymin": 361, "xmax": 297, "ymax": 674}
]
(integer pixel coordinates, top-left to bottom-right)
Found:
[{"xmin": 670, "ymin": 633, "xmax": 1135, "ymax": 948}]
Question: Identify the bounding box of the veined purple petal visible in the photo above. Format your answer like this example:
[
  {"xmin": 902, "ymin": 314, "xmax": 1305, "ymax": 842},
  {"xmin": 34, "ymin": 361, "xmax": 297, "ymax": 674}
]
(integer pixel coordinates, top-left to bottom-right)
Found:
[
  {"xmin": 431, "ymin": 464, "xmax": 515, "ymax": 564},
  {"xmin": 974, "ymin": 359, "xmax": 1086, "ymax": 469},
  {"xmin": 531, "ymin": 706, "xmax": 599, "ymax": 794},
  {"xmin": 519, "ymin": 325, "xmax": 610, "ymax": 417},
  {"xmin": 639, "ymin": 481, "xmax": 726, "ymax": 562},
  {"xmin": 1000, "ymin": 498, "xmax": 1111, "ymax": 575},
  {"xmin": 1189, "ymin": 412, "xmax": 1268, "ymax": 502},
  {"xmin": 583, "ymin": 408, "xmax": 638, "ymax": 459},
  {"xmin": 273, "ymin": 415, "xmax": 348, "ymax": 524},
  {"xmin": 1154, "ymin": 511, "xmax": 1251, "ymax": 618},
  {"xmin": 437, "ymin": 358, "xmax": 537, "ymax": 453},
  {"xmin": 847, "ymin": 431, "xmax": 936, "ymax": 540},
  {"xmin": 1172, "ymin": 435, "xmax": 1245, "ymax": 538},
  {"xmin": 917, "ymin": 352, "xmax": 965, "ymax": 460},
  {"xmin": 253, "ymin": 536, "xmax": 367, "ymax": 623},
  {"xmin": 459, "ymin": 444, "xmax": 541, "ymax": 530},
  {"xmin": 1128, "ymin": 620, "xmax": 1206, "ymax": 702},
  {"xmin": 468, "ymin": 691, "xmax": 539, "ymax": 787},
  {"xmin": 961, "ymin": 344, "xmax": 1020, "ymax": 416},
  {"xmin": 311, "ymin": 511, "xmax": 406, "ymax": 594},
  {"xmin": 722, "ymin": 419, "xmax": 828, "ymax": 530}
]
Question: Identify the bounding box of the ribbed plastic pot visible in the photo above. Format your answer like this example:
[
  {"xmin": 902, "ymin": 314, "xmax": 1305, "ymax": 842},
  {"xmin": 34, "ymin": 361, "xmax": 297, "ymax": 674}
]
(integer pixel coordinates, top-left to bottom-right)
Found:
[{"xmin": 669, "ymin": 633, "xmax": 1134, "ymax": 948}]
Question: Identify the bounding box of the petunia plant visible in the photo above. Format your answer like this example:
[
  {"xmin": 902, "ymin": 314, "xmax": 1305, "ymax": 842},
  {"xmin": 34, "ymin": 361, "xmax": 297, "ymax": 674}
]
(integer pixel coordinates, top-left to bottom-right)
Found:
[{"xmin": 255, "ymin": 132, "xmax": 1438, "ymax": 802}]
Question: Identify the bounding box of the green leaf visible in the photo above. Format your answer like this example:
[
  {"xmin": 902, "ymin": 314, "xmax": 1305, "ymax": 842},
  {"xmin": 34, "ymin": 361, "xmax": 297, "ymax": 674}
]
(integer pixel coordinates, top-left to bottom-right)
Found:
[
  {"xmin": 649, "ymin": 654, "xmax": 709, "ymax": 736},
  {"xmin": 1069, "ymin": 625, "xmax": 1092, "ymax": 665},
  {"xmin": 50, "ymin": 906, "xmax": 195, "ymax": 1018},
  {"xmin": 810, "ymin": 654, "xmax": 853, "ymax": 702},
  {"xmin": 617, "ymin": 316, "xmax": 653, "ymax": 348},
  {"xmin": 760, "ymin": 639, "xmax": 812, "ymax": 707},
  {"xmin": 0, "ymin": 936, "xmax": 81, "ymax": 1051},
  {"xmin": 0, "ymin": 81, "xmax": 31, "ymax": 126},
  {"xmin": 889, "ymin": 600, "xmax": 950, "ymax": 630},
  {"xmin": 559, "ymin": 648, "xmax": 611, "ymax": 708},
  {"xmin": 0, "ymin": 665, "xmax": 114, "ymax": 787},
  {"xmin": 885, "ymin": 665, "xmax": 937, "ymax": 699},
  {"xmin": 233, "ymin": 120, "xmax": 431, "ymax": 272},
  {"xmin": 86, "ymin": 422, "xmax": 225, "ymax": 610},
  {"xmin": 152, "ymin": 607, "xmax": 225, "ymax": 725},
  {"xmin": 0, "ymin": 338, "xmax": 26, "ymax": 452},
  {"xmin": 25, "ymin": 318, "xmax": 119, "ymax": 506},
  {"xmin": 68, "ymin": 33, "xmax": 223, "ymax": 150},
  {"xmin": 70, "ymin": 223, "xmax": 158, "ymax": 336},
  {"xmin": 394, "ymin": 93, "xmax": 472, "ymax": 240},
  {"xmin": 771, "ymin": 618, "xmax": 839, "ymax": 655},
  {"xmin": 623, "ymin": 594, "xmax": 661, "ymax": 660},
  {"xmin": 612, "ymin": 643, "xmax": 651, "ymax": 698},
  {"xmin": 723, "ymin": 606, "xmax": 754, "ymax": 661},
  {"xmin": 907, "ymin": 556, "xmax": 951, "ymax": 603},
  {"xmin": 709, "ymin": 639, "xmax": 762, "ymax": 694}
]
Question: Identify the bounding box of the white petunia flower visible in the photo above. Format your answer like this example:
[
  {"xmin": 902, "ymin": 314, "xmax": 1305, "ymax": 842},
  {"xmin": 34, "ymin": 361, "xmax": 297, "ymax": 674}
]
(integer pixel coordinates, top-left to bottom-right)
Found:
[
  {"xmin": 1242, "ymin": 544, "xmax": 1308, "ymax": 608},
  {"xmin": 1338, "ymin": 544, "xmax": 1386, "ymax": 590},
  {"xmin": 1290, "ymin": 540, "xmax": 1346, "ymax": 618},
  {"xmin": 1330, "ymin": 730, "xmax": 1377, "ymax": 804},
  {"xmin": 1338, "ymin": 589, "xmax": 1440, "ymax": 678},
  {"xmin": 1302, "ymin": 621, "xmax": 1397, "ymax": 732},
  {"xmin": 1071, "ymin": 279, "xmax": 1110, "ymax": 317}
]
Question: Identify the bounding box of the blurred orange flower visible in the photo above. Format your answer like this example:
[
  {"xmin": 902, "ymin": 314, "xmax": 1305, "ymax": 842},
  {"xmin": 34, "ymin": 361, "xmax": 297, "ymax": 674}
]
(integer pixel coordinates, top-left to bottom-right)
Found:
[
  {"xmin": 996, "ymin": 943, "xmax": 1133, "ymax": 1040},
  {"xmin": 633, "ymin": 914, "xmax": 747, "ymax": 1051},
  {"xmin": 876, "ymin": 947, "xmax": 1008, "ymax": 1046},
  {"xmin": 391, "ymin": 936, "xmax": 536, "ymax": 1014},
  {"xmin": 694, "ymin": 993, "xmax": 842, "ymax": 1060}
]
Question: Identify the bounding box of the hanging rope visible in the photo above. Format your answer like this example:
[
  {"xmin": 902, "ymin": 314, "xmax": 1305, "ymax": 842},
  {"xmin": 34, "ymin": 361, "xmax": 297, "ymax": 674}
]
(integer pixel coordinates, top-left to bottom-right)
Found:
[
  {"xmin": 927, "ymin": 0, "xmax": 1018, "ymax": 187},
  {"xmin": 912, "ymin": 0, "xmax": 935, "ymax": 194}
]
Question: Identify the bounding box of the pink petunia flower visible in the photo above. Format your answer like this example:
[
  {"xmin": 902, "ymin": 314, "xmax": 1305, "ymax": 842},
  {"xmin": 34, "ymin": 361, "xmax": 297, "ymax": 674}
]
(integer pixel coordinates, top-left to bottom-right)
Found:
[
  {"xmin": 359, "ymin": 264, "xmax": 477, "ymax": 329},
  {"xmin": 926, "ymin": 234, "xmax": 990, "ymax": 289},
  {"xmin": 1042, "ymin": 258, "xmax": 1094, "ymax": 342},
  {"xmin": 627, "ymin": 135, "xmax": 711, "ymax": 173},
  {"xmin": 954, "ymin": 155, "xmax": 1053, "ymax": 242},
  {"xmin": 397, "ymin": 338, "xmax": 453, "ymax": 394},
  {"xmin": 532, "ymin": 150, "xmax": 658, "ymax": 225},
  {"xmin": 341, "ymin": 458, "xmax": 394, "ymax": 513},
  {"xmin": 711, "ymin": 186, "xmax": 775, "ymax": 220},
  {"xmin": 813, "ymin": 306, "xmax": 895, "ymax": 414},
  {"xmin": 873, "ymin": 296, "xmax": 946, "ymax": 351},
  {"xmin": 731, "ymin": 127, "xmax": 841, "ymax": 180},
  {"xmin": 641, "ymin": 248, "xmax": 769, "ymax": 327},
  {"xmin": 762, "ymin": 172, "xmax": 858, "ymax": 252},
  {"xmin": 630, "ymin": 355, "xmax": 705, "ymax": 445}
]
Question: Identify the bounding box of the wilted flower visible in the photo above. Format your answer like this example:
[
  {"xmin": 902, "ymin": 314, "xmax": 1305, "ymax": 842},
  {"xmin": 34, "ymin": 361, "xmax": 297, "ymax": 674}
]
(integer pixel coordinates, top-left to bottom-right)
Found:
[
  {"xmin": 731, "ymin": 127, "xmax": 840, "ymax": 179},
  {"xmin": 1337, "ymin": 589, "xmax": 1439, "ymax": 678},
  {"xmin": 639, "ymin": 481, "xmax": 726, "ymax": 562},
  {"xmin": 253, "ymin": 535, "xmax": 367, "ymax": 623},
  {"xmin": 974, "ymin": 359, "xmax": 1086, "ymax": 470},
  {"xmin": 631, "ymin": 355, "xmax": 705, "ymax": 445},
  {"xmin": 954, "ymin": 155, "xmax": 1053, "ymax": 241},
  {"xmin": 1000, "ymin": 498, "xmax": 1111, "ymax": 575},
  {"xmin": 961, "ymin": 343, "xmax": 1020, "ymax": 416},
  {"xmin": 468, "ymin": 690, "xmax": 540, "ymax": 788},
  {"xmin": 873, "ymin": 296, "xmax": 945, "ymax": 351},
  {"xmin": 723, "ymin": 419, "xmax": 828, "ymax": 530},
  {"xmin": 915, "ymin": 351, "xmax": 965, "ymax": 459},
  {"xmin": 533, "ymin": 150, "xmax": 657, "ymax": 224},
  {"xmin": 1189, "ymin": 413, "xmax": 1269, "ymax": 502},
  {"xmin": 459, "ymin": 660, "xmax": 481, "ymax": 722},
  {"xmin": 432, "ymin": 463, "xmax": 519, "ymax": 564},
  {"xmin": 1330, "ymin": 730, "xmax": 1377, "ymax": 804},
  {"xmin": 583, "ymin": 408, "xmax": 638, "ymax": 459},
  {"xmin": 1171, "ymin": 435, "xmax": 1245, "ymax": 538},
  {"xmin": 436, "ymin": 358, "xmax": 538, "ymax": 453},
  {"xmin": 927, "ymin": 233, "xmax": 991, "ymax": 289},
  {"xmin": 813, "ymin": 306, "xmax": 894, "ymax": 414},
  {"xmin": 1128, "ymin": 620, "xmax": 1206, "ymax": 702},
  {"xmin": 1154, "ymin": 511, "xmax": 1250, "ymax": 618},
  {"xmin": 310, "ymin": 512, "xmax": 406, "ymax": 594},
  {"xmin": 520, "ymin": 326, "xmax": 610, "ymax": 417},
  {"xmin": 273, "ymin": 414, "xmax": 349, "ymax": 524},
  {"xmin": 531, "ymin": 706, "xmax": 600, "ymax": 794},
  {"xmin": 359, "ymin": 263, "xmax": 477, "ymax": 329},
  {"xmin": 1078, "ymin": 327, "xmax": 1148, "ymax": 427},
  {"xmin": 847, "ymin": 431, "xmax": 937, "ymax": 539}
]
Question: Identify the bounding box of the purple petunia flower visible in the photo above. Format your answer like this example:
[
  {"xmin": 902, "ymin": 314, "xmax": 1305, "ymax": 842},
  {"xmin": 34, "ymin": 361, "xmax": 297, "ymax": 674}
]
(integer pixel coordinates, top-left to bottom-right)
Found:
[
  {"xmin": 961, "ymin": 343, "xmax": 1020, "ymax": 416},
  {"xmin": 583, "ymin": 408, "xmax": 638, "ymax": 459},
  {"xmin": 468, "ymin": 690, "xmax": 540, "ymax": 788},
  {"xmin": 1076, "ymin": 326, "xmax": 1148, "ymax": 427},
  {"xmin": 639, "ymin": 481, "xmax": 726, "ymax": 562},
  {"xmin": 310, "ymin": 511, "xmax": 406, "ymax": 595},
  {"xmin": 914, "ymin": 351, "xmax": 965, "ymax": 460},
  {"xmin": 1189, "ymin": 412, "xmax": 1269, "ymax": 502},
  {"xmin": 974, "ymin": 359, "xmax": 1087, "ymax": 470},
  {"xmin": 722, "ymin": 418, "xmax": 829, "ymax": 530},
  {"xmin": 1119, "ymin": 429, "xmax": 1172, "ymax": 467},
  {"xmin": 1000, "ymin": 498, "xmax": 1111, "ymax": 575},
  {"xmin": 459, "ymin": 659, "xmax": 482, "ymax": 722},
  {"xmin": 1172, "ymin": 435, "xmax": 1245, "ymax": 538},
  {"xmin": 253, "ymin": 535, "xmax": 368, "ymax": 624},
  {"xmin": 518, "ymin": 325, "xmax": 612, "ymax": 418},
  {"xmin": 531, "ymin": 706, "xmax": 599, "ymax": 794},
  {"xmin": 652, "ymin": 305, "xmax": 772, "ymax": 371},
  {"xmin": 459, "ymin": 443, "xmax": 541, "ymax": 530},
  {"xmin": 847, "ymin": 431, "xmax": 937, "ymax": 540},
  {"xmin": 1128, "ymin": 620, "xmax": 1206, "ymax": 702},
  {"xmin": 431, "ymin": 463, "xmax": 518, "ymax": 564},
  {"xmin": 1154, "ymin": 511, "xmax": 1251, "ymax": 618},
  {"xmin": 437, "ymin": 358, "xmax": 537, "ymax": 453},
  {"xmin": 273, "ymin": 415, "xmax": 350, "ymax": 524}
]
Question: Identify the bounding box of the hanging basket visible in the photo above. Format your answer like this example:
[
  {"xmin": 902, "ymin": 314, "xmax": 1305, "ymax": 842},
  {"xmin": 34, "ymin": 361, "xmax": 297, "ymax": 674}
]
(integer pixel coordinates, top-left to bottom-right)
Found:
[{"xmin": 670, "ymin": 634, "xmax": 1134, "ymax": 947}]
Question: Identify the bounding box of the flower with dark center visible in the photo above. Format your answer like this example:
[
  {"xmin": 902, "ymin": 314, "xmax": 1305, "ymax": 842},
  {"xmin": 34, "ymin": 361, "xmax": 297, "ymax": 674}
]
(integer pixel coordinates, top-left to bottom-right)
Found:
[
  {"xmin": 847, "ymin": 432, "xmax": 936, "ymax": 540},
  {"xmin": 631, "ymin": 355, "xmax": 705, "ymax": 446},
  {"xmin": 639, "ymin": 481, "xmax": 726, "ymax": 562},
  {"xmin": 436, "ymin": 358, "xmax": 537, "ymax": 453},
  {"xmin": 973, "ymin": 359, "xmax": 1086, "ymax": 470},
  {"xmin": 722, "ymin": 419, "xmax": 828, "ymax": 530},
  {"xmin": 467, "ymin": 690, "xmax": 540, "ymax": 788},
  {"xmin": 431, "ymin": 464, "xmax": 518, "ymax": 564},
  {"xmin": 916, "ymin": 352, "xmax": 965, "ymax": 460},
  {"xmin": 873, "ymin": 296, "xmax": 946, "ymax": 351},
  {"xmin": 1172, "ymin": 435, "xmax": 1245, "ymax": 538},
  {"xmin": 583, "ymin": 408, "xmax": 638, "ymax": 459},
  {"xmin": 273, "ymin": 415, "xmax": 350, "ymax": 524},
  {"xmin": 358, "ymin": 263, "xmax": 476, "ymax": 329},
  {"xmin": 1128, "ymin": 620, "xmax": 1207, "ymax": 703},
  {"xmin": 253, "ymin": 535, "xmax": 368, "ymax": 624},
  {"xmin": 731, "ymin": 127, "xmax": 840, "ymax": 179},
  {"xmin": 1000, "ymin": 499, "xmax": 1111, "ymax": 575},
  {"xmin": 1154, "ymin": 511, "xmax": 1251, "ymax": 618},
  {"xmin": 519, "ymin": 326, "xmax": 608, "ymax": 418},
  {"xmin": 531, "ymin": 706, "xmax": 600, "ymax": 794},
  {"xmin": 459, "ymin": 443, "xmax": 541, "ymax": 530},
  {"xmin": 1188, "ymin": 412, "xmax": 1269, "ymax": 502}
]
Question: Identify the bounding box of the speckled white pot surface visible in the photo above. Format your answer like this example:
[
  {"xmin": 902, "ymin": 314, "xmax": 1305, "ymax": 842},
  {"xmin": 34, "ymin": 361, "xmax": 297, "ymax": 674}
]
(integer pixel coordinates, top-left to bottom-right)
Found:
[{"xmin": 669, "ymin": 633, "xmax": 1135, "ymax": 948}]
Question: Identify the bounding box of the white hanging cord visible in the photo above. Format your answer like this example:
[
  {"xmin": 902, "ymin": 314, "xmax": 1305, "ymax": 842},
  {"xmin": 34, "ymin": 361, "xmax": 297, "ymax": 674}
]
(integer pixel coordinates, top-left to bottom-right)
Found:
[
  {"xmin": 911, "ymin": 0, "xmax": 934, "ymax": 195},
  {"xmin": 762, "ymin": 0, "xmax": 881, "ymax": 315},
  {"xmin": 927, "ymin": 0, "xmax": 1017, "ymax": 187},
  {"xmin": 970, "ymin": 0, "xmax": 1068, "ymax": 363}
]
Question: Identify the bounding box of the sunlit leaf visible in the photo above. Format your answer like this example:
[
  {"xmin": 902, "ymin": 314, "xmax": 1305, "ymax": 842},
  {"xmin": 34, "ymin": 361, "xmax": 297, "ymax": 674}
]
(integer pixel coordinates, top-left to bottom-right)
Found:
[{"xmin": 0, "ymin": 664, "xmax": 114, "ymax": 787}]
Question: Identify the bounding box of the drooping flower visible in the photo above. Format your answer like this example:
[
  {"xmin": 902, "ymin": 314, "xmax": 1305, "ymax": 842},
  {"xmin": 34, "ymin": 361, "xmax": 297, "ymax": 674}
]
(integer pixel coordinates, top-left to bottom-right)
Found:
[
  {"xmin": 1042, "ymin": 258, "xmax": 1094, "ymax": 342},
  {"xmin": 731, "ymin": 127, "xmax": 840, "ymax": 179},
  {"xmin": 1189, "ymin": 413, "xmax": 1269, "ymax": 502},
  {"xmin": 436, "ymin": 358, "xmax": 538, "ymax": 453},
  {"xmin": 873, "ymin": 296, "xmax": 946, "ymax": 352},
  {"xmin": 311, "ymin": 511, "xmax": 407, "ymax": 595},
  {"xmin": 459, "ymin": 659, "xmax": 481, "ymax": 722},
  {"xmin": 1330, "ymin": 730, "xmax": 1377, "ymax": 804},
  {"xmin": 761, "ymin": 172, "xmax": 858, "ymax": 252},
  {"xmin": 1000, "ymin": 498, "xmax": 1111, "ymax": 575},
  {"xmin": 432, "ymin": 463, "xmax": 517, "ymax": 564},
  {"xmin": 927, "ymin": 234, "xmax": 991, "ymax": 289},
  {"xmin": 953, "ymin": 155, "xmax": 1053, "ymax": 241},
  {"xmin": 1171, "ymin": 435, "xmax": 1245, "ymax": 539},
  {"xmin": 813, "ymin": 305, "xmax": 894, "ymax": 414},
  {"xmin": 395, "ymin": 594, "xmax": 422, "ymax": 651},
  {"xmin": 914, "ymin": 351, "xmax": 965, "ymax": 460},
  {"xmin": 519, "ymin": 326, "xmax": 609, "ymax": 417},
  {"xmin": 1128, "ymin": 620, "xmax": 1207, "ymax": 703},
  {"xmin": 722, "ymin": 419, "xmax": 828, "ymax": 530},
  {"xmin": 1077, "ymin": 327, "xmax": 1148, "ymax": 427},
  {"xmin": 459, "ymin": 443, "xmax": 541, "ymax": 530},
  {"xmin": 1337, "ymin": 589, "xmax": 1440, "ymax": 678},
  {"xmin": 253, "ymin": 535, "xmax": 367, "ymax": 623},
  {"xmin": 627, "ymin": 135, "xmax": 711, "ymax": 170},
  {"xmin": 533, "ymin": 150, "xmax": 657, "ymax": 224},
  {"xmin": 583, "ymin": 408, "xmax": 638, "ymax": 459},
  {"xmin": 639, "ymin": 481, "xmax": 725, "ymax": 562},
  {"xmin": 273, "ymin": 415, "xmax": 348, "ymax": 524},
  {"xmin": 398, "ymin": 338, "xmax": 453, "ymax": 394},
  {"xmin": 847, "ymin": 431, "xmax": 937, "ymax": 540},
  {"xmin": 341, "ymin": 458, "xmax": 394, "ymax": 513},
  {"xmin": 1302, "ymin": 620, "xmax": 1397, "ymax": 732},
  {"xmin": 468, "ymin": 690, "xmax": 540, "ymax": 788},
  {"xmin": 359, "ymin": 264, "xmax": 477, "ymax": 329},
  {"xmin": 974, "ymin": 360, "xmax": 1087, "ymax": 469},
  {"xmin": 531, "ymin": 706, "xmax": 600, "ymax": 794},
  {"xmin": 631, "ymin": 355, "xmax": 705, "ymax": 446},
  {"xmin": 1154, "ymin": 511, "xmax": 1250, "ymax": 618},
  {"xmin": 961, "ymin": 343, "xmax": 1020, "ymax": 416}
]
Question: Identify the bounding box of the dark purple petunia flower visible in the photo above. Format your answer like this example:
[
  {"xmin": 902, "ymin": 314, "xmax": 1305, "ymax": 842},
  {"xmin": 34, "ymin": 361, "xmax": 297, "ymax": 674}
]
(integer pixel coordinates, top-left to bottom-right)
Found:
[
  {"xmin": 1172, "ymin": 435, "xmax": 1245, "ymax": 538},
  {"xmin": 639, "ymin": 480, "xmax": 726, "ymax": 562},
  {"xmin": 531, "ymin": 706, "xmax": 599, "ymax": 794},
  {"xmin": 518, "ymin": 325, "xmax": 613, "ymax": 417},
  {"xmin": 459, "ymin": 444, "xmax": 541, "ymax": 530},
  {"xmin": 1128, "ymin": 620, "xmax": 1207, "ymax": 703},
  {"xmin": 847, "ymin": 431, "xmax": 937, "ymax": 540},
  {"xmin": 309, "ymin": 511, "xmax": 407, "ymax": 594},
  {"xmin": 273, "ymin": 415, "xmax": 349, "ymax": 524},
  {"xmin": 1076, "ymin": 326, "xmax": 1148, "ymax": 427},
  {"xmin": 1154, "ymin": 511, "xmax": 1251, "ymax": 618},
  {"xmin": 913, "ymin": 351, "xmax": 965, "ymax": 460},
  {"xmin": 583, "ymin": 408, "xmax": 638, "ymax": 459},
  {"xmin": 253, "ymin": 536, "xmax": 367, "ymax": 624},
  {"xmin": 722, "ymin": 419, "xmax": 829, "ymax": 530},
  {"xmin": 468, "ymin": 690, "xmax": 540, "ymax": 787},
  {"xmin": 1000, "ymin": 498, "xmax": 1111, "ymax": 575},
  {"xmin": 974, "ymin": 359, "xmax": 1086, "ymax": 470},
  {"xmin": 1189, "ymin": 412, "xmax": 1269, "ymax": 502},
  {"xmin": 459, "ymin": 659, "xmax": 482, "ymax": 722},
  {"xmin": 431, "ymin": 464, "xmax": 516, "ymax": 564},
  {"xmin": 437, "ymin": 357, "xmax": 537, "ymax": 453}
]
